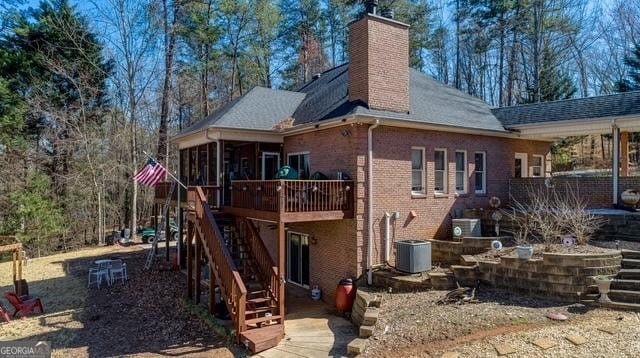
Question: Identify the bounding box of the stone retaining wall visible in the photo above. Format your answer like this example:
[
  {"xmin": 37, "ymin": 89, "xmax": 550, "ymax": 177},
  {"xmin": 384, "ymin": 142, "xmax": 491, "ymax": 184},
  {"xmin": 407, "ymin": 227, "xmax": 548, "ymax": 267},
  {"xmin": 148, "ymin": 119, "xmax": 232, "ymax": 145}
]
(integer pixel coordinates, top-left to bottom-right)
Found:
[
  {"xmin": 454, "ymin": 251, "xmax": 622, "ymax": 302},
  {"xmin": 429, "ymin": 237, "xmax": 508, "ymax": 266},
  {"xmin": 348, "ymin": 287, "xmax": 382, "ymax": 355},
  {"xmin": 598, "ymin": 212, "xmax": 640, "ymax": 241}
]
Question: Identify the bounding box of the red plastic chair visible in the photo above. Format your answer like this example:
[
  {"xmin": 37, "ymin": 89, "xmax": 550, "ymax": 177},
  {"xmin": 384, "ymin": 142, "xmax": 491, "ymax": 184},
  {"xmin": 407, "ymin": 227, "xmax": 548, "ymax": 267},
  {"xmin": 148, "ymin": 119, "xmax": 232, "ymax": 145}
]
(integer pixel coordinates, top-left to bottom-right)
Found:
[
  {"xmin": 0, "ymin": 302, "xmax": 10, "ymax": 323},
  {"xmin": 4, "ymin": 292, "xmax": 44, "ymax": 318}
]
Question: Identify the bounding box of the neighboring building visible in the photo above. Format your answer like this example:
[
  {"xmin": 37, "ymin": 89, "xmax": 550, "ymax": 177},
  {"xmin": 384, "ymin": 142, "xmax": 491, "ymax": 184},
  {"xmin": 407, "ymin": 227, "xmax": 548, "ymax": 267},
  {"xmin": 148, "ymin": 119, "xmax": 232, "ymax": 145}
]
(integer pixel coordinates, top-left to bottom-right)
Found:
[{"xmin": 157, "ymin": 10, "xmax": 640, "ymax": 353}]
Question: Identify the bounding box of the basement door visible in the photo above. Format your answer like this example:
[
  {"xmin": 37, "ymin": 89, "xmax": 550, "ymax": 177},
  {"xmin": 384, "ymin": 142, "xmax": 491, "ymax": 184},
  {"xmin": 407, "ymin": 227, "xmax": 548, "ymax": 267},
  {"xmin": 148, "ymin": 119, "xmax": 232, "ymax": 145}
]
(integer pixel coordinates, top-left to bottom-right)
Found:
[{"xmin": 287, "ymin": 232, "xmax": 310, "ymax": 287}]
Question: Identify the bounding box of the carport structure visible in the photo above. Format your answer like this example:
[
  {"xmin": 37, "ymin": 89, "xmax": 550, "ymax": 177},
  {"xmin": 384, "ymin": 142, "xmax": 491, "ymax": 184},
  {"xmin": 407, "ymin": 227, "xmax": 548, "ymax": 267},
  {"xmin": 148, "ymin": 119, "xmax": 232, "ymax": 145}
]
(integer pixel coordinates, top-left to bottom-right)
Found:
[{"xmin": 493, "ymin": 91, "xmax": 640, "ymax": 206}]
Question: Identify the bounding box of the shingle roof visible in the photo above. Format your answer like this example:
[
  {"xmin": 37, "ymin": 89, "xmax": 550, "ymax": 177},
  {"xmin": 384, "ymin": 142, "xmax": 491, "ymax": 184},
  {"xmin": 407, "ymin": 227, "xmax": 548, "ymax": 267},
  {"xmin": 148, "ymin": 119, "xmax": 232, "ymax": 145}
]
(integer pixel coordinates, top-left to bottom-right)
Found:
[
  {"xmin": 492, "ymin": 91, "xmax": 640, "ymax": 127},
  {"xmin": 289, "ymin": 65, "xmax": 507, "ymax": 132},
  {"xmin": 179, "ymin": 86, "xmax": 305, "ymax": 135},
  {"xmin": 181, "ymin": 65, "xmax": 640, "ymax": 137}
]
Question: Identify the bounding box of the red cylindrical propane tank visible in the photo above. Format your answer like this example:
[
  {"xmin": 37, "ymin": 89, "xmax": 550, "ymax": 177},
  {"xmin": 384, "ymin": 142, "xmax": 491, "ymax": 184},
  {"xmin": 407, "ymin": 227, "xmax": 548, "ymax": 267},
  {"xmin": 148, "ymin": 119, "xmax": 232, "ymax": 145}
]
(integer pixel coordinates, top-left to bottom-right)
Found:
[{"xmin": 335, "ymin": 278, "xmax": 356, "ymax": 313}]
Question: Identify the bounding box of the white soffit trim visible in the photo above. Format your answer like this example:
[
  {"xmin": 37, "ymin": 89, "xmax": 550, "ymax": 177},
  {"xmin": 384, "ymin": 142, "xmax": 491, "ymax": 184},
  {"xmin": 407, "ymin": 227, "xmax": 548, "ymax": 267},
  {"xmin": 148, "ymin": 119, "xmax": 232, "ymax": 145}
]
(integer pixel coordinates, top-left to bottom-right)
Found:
[
  {"xmin": 513, "ymin": 115, "xmax": 640, "ymax": 140},
  {"xmin": 282, "ymin": 114, "xmax": 539, "ymax": 140},
  {"xmin": 175, "ymin": 128, "xmax": 283, "ymax": 149}
]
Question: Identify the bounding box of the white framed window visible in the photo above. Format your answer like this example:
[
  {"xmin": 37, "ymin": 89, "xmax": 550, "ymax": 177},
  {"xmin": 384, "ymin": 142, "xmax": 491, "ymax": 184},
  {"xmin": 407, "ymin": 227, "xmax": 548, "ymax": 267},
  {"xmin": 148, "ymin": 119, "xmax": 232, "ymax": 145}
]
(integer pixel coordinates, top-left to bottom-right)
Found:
[
  {"xmin": 531, "ymin": 155, "xmax": 544, "ymax": 177},
  {"xmin": 474, "ymin": 152, "xmax": 486, "ymax": 194},
  {"xmin": 434, "ymin": 148, "xmax": 447, "ymax": 193},
  {"xmin": 287, "ymin": 152, "xmax": 310, "ymax": 179},
  {"xmin": 411, "ymin": 147, "xmax": 425, "ymax": 194},
  {"xmin": 455, "ymin": 150, "xmax": 467, "ymax": 193}
]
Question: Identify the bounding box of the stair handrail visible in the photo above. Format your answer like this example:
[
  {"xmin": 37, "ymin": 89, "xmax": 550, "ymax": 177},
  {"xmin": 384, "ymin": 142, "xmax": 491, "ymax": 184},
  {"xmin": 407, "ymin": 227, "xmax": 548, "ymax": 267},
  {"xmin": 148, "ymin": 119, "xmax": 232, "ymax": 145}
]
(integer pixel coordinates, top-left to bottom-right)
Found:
[
  {"xmin": 193, "ymin": 186, "xmax": 247, "ymax": 334},
  {"xmin": 241, "ymin": 218, "xmax": 281, "ymax": 310}
]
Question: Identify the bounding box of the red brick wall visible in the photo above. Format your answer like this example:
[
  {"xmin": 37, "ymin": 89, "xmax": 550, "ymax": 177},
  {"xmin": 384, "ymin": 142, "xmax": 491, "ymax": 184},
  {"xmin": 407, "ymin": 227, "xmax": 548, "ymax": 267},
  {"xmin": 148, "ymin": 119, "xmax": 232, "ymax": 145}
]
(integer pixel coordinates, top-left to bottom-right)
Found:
[
  {"xmin": 283, "ymin": 125, "xmax": 367, "ymax": 301},
  {"xmin": 253, "ymin": 219, "xmax": 358, "ymax": 303},
  {"xmin": 349, "ymin": 15, "xmax": 410, "ymax": 113},
  {"xmin": 369, "ymin": 126, "xmax": 551, "ymax": 266},
  {"xmin": 509, "ymin": 176, "xmax": 640, "ymax": 208},
  {"xmin": 283, "ymin": 124, "xmax": 552, "ymax": 282}
]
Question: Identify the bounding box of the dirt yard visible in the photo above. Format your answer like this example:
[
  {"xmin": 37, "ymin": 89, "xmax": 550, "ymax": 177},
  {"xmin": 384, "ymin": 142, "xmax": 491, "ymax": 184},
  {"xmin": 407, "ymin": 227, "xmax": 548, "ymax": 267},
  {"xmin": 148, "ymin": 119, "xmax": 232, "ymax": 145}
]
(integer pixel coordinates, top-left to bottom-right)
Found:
[
  {"xmin": 365, "ymin": 288, "xmax": 640, "ymax": 357},
  {"xmin": 0, "ymin": 245, "xmax": 235, "ymax": 357}
]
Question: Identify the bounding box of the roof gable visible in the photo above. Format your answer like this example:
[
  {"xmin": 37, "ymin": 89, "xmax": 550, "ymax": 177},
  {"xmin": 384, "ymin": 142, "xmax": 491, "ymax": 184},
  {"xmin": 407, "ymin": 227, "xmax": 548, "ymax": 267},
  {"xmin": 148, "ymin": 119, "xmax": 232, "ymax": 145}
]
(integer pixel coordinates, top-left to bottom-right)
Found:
[{"xmin": 180, "ymin": 87, "xmax": 305, "ymax": 135}]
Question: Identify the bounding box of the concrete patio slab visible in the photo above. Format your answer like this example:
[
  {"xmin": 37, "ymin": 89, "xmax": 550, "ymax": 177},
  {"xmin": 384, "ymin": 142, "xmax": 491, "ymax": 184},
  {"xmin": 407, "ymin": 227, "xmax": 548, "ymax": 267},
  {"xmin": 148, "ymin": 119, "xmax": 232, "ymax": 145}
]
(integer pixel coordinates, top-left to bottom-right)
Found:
[{"xmin": 255, "ymin": 286, "xmax": 358, "ymax": 358}]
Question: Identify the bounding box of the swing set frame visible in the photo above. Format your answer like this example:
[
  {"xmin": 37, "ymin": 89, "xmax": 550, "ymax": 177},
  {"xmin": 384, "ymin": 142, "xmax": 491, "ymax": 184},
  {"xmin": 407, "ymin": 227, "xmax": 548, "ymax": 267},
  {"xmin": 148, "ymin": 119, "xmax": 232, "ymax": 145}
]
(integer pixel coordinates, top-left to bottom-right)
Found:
[{"xmin": 0, "ymin": 236, "xmax": 25, "ymax": 296}]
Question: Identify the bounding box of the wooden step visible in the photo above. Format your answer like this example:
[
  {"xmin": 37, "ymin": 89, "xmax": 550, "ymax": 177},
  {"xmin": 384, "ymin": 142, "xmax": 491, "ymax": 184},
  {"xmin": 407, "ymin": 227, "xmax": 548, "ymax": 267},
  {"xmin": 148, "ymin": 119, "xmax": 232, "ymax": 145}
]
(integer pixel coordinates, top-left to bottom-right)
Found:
[
  {"xmin": 245, "ymin": 306, "xmax": 272, "ymax": 317},
  {"xmin": 245, "ymin": 314, "xmax": 283, "ymax": 327},
  {"xmin": 603, "ymin": 301, "xmax": 640, "ymax": 312},
  {"xmin": 621, "ymin": 250, "xmax": 640, "ymax": 260},
  {"xmin": 612, "ymin": 279, "xmax": 640, "ymax": 291},
  {"xmin": 247, "ymin": 297, "xmax": 271, "ymax": 305},
  {"xmin": 240, "ymin": 323, "xmax": 284, "ymax": 353},
  {"xmin": 622, "ymin": 258, "xmax": 640, "ymax": 269},
  {"xmin": 618, "ymin": 269, "xmax": 640, "ymax": 280},
  {"xmin": 248, "ymin": 289, "xmax": 267, "ymax": 297},
  {"xmin": 609, "ymin": 289, "xmax": 640, "ymax": 303},
  {"xmin": 246, "ymin": 282, "xmax": 264, "ymax": 291}
]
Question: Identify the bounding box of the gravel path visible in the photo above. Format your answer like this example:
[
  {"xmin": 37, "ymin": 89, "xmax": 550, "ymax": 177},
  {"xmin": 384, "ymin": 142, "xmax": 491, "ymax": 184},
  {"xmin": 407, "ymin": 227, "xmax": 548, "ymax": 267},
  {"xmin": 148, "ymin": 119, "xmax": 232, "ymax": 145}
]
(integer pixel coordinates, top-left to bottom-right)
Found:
[
  {"xmin": 364, "ymin": 288, "xmax": 640, "ymax": 357},
  {"xmin": 448, "ymin": 310, "xmax": 640, "ymax": 358}
]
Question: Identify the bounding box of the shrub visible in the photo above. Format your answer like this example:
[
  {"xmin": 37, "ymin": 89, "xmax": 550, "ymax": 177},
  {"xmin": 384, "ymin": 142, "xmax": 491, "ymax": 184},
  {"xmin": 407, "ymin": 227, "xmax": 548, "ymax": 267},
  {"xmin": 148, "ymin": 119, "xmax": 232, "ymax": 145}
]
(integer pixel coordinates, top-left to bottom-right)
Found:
[{"xmin": 502, "ymin": 185, "xmax": 606, "ymax": 251}]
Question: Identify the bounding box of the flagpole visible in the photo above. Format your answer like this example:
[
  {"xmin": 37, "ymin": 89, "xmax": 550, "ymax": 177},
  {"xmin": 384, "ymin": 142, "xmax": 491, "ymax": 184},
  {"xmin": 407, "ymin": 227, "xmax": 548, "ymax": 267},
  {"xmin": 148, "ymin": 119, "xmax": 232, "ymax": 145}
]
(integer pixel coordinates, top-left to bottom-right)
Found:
[{"xmin": 142, "ymin": 150, "xmax": 188, "ymax": 190}]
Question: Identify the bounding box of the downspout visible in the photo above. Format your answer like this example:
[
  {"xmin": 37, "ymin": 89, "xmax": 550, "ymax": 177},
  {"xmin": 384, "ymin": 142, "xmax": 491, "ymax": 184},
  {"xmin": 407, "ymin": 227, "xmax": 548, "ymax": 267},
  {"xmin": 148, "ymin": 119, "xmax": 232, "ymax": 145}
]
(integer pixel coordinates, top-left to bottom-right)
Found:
[
  {"xmin": 367, "ymin": 119, "xmax": 380, "ymax": 285},
  {"xmin": 612, "ymin": 122, "xmax": 620, "ymax": 206},
  {"xmin": 384, "ymin": 212, "xmax": 391, "ymax": 264}
]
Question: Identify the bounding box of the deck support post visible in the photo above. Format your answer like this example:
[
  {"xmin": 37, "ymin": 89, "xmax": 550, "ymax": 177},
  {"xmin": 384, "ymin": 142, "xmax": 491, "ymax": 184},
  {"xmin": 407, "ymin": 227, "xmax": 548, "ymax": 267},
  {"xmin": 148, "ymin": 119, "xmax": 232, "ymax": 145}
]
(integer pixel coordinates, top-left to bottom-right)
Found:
[
  {"xmin": 186, "ymin": 220, "xmax": 193, "ymax": 300},
  {"xmin": 165, "ymin": 204, "xmax": 171, "ymax": 262},
  {"xmin": 195, "ymin": 232, "xmax": 202, "ymax": 304},
  {"xmin": 208, "ymin": 265, "xmax": 216, "ymax": 315},
  {"xmin": 278, "ymin": 221, "xmax": 286, "ymax": 318},
  {"xmin": 621, "ymin": 131, "xmax": 630, "ymax": 177},
  {"xmin": 153, "ymin": 204, "xmax": 159, "ymax": 240},
  {"xmin": 613, "ymin": 125, "xmax": 620, "ymax": 205},
  {"xmin": 178, "ymin": 207, "xmax": 185, "ymax": 268}
]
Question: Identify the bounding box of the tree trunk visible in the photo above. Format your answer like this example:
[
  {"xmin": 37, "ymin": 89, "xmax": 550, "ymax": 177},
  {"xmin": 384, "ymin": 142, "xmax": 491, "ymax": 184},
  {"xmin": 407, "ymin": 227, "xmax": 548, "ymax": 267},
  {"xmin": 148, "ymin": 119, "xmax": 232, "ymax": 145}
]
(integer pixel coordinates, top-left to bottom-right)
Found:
[
  {"xmin": 455, "ymin": 0, "xmax": 461, "ymax": 89},
  {"xmin": 157, "ymin": 0, "xmax": 181, "ymax": 163}
]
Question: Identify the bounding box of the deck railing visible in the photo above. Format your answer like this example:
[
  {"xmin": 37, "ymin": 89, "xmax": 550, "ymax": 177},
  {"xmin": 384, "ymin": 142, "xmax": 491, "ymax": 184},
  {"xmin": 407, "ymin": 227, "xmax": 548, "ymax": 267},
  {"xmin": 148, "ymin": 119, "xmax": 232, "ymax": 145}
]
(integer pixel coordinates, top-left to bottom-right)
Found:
[
  {"xmin": 156, "ymin": 182, "xmax": 221, "ymax": 209},
  {"xmin": 193, "ymin": 187, "xmax": 247, "ymax": 334},
  {"xmin": 236, "ymin": 217, "xmax": 281, "ymax": 314},
  {"xmin": 230, "ymin": 180, "xmax": 354, "ymax": 213}
]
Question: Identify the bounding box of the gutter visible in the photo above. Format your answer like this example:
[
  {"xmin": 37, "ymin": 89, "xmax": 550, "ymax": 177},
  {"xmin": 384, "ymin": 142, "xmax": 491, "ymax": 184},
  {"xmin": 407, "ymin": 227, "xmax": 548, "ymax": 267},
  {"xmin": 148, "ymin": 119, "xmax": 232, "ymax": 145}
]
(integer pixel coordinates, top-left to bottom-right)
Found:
[
  {"xmin": 367, "ymin": 119, "xmax": 379, "ymax": 285},
  {"xmin": 281, "ymin": 114, "xmax": 520, "ymax": 139}
]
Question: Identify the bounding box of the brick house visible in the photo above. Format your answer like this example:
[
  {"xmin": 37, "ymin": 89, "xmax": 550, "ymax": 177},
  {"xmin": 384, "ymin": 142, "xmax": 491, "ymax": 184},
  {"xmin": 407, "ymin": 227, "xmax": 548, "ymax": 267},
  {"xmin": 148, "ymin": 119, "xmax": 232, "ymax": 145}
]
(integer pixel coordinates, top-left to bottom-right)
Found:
[{"xmin": 158, "ymin": 11, "xmax": 640, "ymax": 352}]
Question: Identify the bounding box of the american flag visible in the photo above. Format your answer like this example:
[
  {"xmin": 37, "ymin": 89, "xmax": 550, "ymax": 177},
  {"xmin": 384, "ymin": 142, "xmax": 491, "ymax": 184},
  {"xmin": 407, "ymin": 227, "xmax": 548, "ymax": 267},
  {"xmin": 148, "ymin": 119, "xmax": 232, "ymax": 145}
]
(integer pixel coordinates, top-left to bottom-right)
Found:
[{"xmin": 134, "ymin": 159, "xmax": 167, "ymax": 186}]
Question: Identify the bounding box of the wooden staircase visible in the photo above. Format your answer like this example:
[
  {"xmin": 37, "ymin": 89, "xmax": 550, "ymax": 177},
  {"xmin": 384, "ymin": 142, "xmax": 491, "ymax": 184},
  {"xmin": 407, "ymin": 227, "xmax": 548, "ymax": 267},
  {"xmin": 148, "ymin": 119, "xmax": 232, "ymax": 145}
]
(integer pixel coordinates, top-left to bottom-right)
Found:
[{"xmin": 190, "ymin": 187, "xmax": 284, "ymax": 353}]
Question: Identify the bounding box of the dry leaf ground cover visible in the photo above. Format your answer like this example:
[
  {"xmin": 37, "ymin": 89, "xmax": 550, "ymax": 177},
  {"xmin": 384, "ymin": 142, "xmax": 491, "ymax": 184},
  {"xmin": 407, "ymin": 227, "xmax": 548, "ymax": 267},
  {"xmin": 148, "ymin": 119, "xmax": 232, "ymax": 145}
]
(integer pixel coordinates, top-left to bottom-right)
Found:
[
  {"xmin": 0, "ymin": 245, "xmax": 234, "ymax": 357},
  {"xmin": 365, "ymin": 288, "xmax": 640, "ymax": 357}
]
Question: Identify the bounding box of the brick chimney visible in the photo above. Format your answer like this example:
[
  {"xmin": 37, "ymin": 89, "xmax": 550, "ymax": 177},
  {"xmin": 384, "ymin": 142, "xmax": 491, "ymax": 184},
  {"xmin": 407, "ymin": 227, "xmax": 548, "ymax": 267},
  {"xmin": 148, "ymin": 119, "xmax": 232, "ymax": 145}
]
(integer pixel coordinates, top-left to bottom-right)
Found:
[{"xmin": 348, "ymin": 13, "xmax": 410, "ymax": 113}]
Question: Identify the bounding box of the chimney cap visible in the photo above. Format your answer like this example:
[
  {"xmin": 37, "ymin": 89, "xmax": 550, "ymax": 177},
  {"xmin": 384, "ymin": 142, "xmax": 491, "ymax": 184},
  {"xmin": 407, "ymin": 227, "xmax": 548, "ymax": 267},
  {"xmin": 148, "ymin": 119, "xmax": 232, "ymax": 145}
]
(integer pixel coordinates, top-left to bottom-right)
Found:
[
  {"xmin": 380, "ymin": 8, "xmax": 394, "ymax": 19},
  {"xmin": 364, "ymin": 0, "xmax": 378, "ymax": 15}
]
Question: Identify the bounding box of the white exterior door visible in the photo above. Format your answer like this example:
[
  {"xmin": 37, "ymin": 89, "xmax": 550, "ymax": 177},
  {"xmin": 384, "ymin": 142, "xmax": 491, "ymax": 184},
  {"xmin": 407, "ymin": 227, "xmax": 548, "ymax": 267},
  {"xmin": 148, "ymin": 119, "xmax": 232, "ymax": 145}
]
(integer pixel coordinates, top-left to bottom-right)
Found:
[{"xmin": 514, "ymin": 153, "xmax": 528, "ymax": 178}]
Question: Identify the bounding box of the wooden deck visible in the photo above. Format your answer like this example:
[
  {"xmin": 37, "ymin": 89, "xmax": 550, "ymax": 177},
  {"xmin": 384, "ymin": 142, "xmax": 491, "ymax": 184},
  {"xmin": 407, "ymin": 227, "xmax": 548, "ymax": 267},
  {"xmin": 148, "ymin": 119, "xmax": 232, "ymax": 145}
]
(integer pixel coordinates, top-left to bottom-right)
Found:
[
  {"xmin": 156, "ymin": 180, "xmax": 354, "ymax": 223},
  {"xmin": 226, "ymin": 180, "xmax": 354, "ymax": 223}
]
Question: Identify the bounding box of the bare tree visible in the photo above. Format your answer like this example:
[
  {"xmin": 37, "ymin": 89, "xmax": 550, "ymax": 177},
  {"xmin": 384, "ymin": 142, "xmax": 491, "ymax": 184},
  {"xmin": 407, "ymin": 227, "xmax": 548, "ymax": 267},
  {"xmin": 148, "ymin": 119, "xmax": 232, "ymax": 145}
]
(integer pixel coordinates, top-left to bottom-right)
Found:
[{"xmin": 92, "ymin": 0, "xmax": 159, "ymax": 241}]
